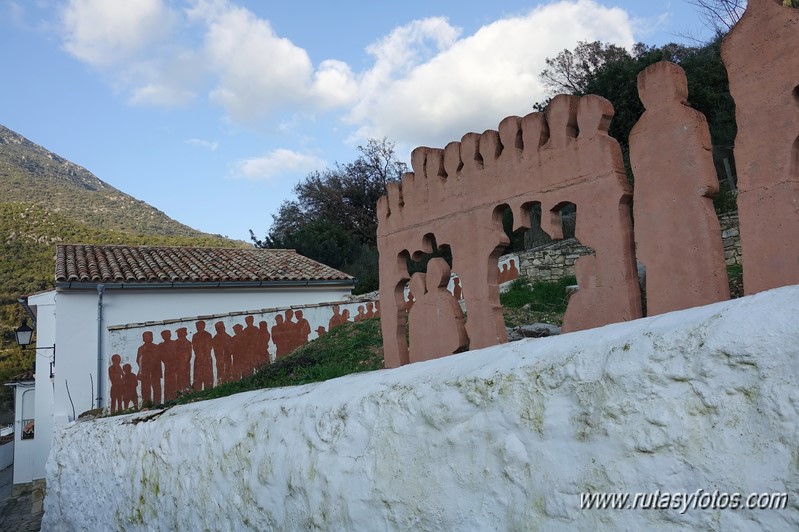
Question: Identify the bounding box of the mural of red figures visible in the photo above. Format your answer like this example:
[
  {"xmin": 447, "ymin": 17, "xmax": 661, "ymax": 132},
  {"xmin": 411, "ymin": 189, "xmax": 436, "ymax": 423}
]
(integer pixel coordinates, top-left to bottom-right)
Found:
[
  {"xmin": 108, "ymin": 354, "xmax": 123, "ymax": 413},
  {"xmin": 137, "ymin": 331, "xmax": 161, "ymax": 406},
  {"xmin": 109, "ymin": 299, "xmax": 379, "ymax": 408}
]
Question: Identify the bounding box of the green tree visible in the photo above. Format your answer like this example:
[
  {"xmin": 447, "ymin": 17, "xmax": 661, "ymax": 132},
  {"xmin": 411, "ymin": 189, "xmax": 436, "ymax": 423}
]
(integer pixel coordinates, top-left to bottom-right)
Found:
[
  {"xmin": 251, "ymin": 138, "xmax": 407, "ymax": 293},
  {"xmin": 538, "ymin": 37, "xmax": 737, "ymax": 211}
]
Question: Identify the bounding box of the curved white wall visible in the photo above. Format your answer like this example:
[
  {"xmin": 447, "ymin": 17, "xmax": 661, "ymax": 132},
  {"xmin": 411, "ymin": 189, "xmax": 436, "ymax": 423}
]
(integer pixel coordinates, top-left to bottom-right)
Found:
[{"xmin": 44, "ymin": 286, "xmax": 799, "ymax": 530}]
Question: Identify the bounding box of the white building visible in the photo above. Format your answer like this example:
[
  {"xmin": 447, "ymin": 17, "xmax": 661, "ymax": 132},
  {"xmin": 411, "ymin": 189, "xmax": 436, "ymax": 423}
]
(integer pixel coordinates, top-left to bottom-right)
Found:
[
  {"xmin": 14, "ymin": 244, "xmax": 355, "ymax": 491},
  {"xmin": 3, "ymin": 370, "xmax": 34, "ymax": 490}
]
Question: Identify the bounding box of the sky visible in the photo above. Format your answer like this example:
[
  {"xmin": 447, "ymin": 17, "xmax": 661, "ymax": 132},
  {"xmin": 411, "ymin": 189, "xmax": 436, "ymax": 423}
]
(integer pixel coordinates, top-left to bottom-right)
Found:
[{"xmin": 0, "ymin": 0, "xmax": 715, "ymax": 242}]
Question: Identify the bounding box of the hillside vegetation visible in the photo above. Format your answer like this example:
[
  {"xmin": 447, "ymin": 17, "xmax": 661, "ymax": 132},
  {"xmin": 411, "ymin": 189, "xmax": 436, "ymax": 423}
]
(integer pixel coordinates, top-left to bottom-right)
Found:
[{"xmin": 0, "ymin": 124, "xmax": 239, "ymax": 423}]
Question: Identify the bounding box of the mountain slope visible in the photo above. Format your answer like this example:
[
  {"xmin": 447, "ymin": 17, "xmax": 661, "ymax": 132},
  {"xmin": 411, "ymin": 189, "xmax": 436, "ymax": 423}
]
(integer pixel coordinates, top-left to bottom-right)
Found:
[
  {"xmin": 0, "ymin": 124, "xmax": 214, "ymax": 237},
  {"xmin": 0, "ymin": 124, "xmax": 241, "ymax": 422}
]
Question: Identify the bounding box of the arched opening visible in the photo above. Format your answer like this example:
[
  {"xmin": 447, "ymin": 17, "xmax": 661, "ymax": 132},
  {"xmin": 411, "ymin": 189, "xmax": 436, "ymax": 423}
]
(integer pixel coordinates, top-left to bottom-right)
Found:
[{"xmin": 404, "ymin": 235, "xmax": 459, "ymax": 313}]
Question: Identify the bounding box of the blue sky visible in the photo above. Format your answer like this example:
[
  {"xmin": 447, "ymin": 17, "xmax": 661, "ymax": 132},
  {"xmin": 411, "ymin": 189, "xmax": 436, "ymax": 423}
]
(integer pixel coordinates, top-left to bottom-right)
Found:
[{"xmin": 1, "ymin": 1, "xmax": 712, "ymax": 242}]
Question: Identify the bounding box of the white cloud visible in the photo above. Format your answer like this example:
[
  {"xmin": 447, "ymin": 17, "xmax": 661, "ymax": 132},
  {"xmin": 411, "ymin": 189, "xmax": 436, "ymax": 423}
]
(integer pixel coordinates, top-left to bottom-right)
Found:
[
  {"xmin": 55, "ymin": 0, "xmax": 638, "ymax": 145},
  {"xmin": 311, "ymin": 60, "xmax": 358, "ymax": 109},
  {"xmin": 231, "ymin": 149, "xmax": 327, "ymax": 181},
  {"xmin": 185, "ymin": 138, "xmax": 219, "ymax": 151},
  {"xmin": 60, "ymin": 0, "xmax": 176, "ymax": 68},
  {"xmin": 346, "ymin": 0, "xmax": 636, "ymax": 148},
  {"xmin": 195, "ymin": 2, "xmax": 315, "ymax": 123}
]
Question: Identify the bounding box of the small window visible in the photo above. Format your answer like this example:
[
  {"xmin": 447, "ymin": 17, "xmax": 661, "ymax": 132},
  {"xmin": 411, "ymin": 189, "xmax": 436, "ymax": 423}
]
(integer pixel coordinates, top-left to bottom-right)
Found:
[{"xmin": 21, "ymin": 419, "xmax": 34, "ymax": 440}]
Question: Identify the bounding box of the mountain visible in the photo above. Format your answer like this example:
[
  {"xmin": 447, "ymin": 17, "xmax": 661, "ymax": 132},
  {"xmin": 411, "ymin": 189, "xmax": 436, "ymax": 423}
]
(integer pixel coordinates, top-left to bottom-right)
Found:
[
  {"xmin": 0, "ymin": 124, "xmax": 241, "ymax": 422},
  {"xmin": 0, "ymin": 124, "xmax": 218, "ymax": 237}
]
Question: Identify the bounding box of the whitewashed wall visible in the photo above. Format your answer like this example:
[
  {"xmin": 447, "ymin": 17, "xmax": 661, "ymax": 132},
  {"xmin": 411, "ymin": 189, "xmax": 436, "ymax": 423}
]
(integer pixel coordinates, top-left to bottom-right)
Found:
[
  {"xmin": 26, "ymin": 284, "xmax": 352, "ymax": 486},
  {"xmin": 44, "ymin": 285, "xmax": 799, "ymax": 531},
  {"xmin": 11, "ymin": 382, "xmax": 35, "ymax": 487}
]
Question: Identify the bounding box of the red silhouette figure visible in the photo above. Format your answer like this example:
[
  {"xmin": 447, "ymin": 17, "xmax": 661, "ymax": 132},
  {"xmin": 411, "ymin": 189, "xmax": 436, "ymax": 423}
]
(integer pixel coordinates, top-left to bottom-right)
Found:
[
  {"xmin": 405, "ymin": 291, "xmax": 415, "ymax": 312},
  {"xmin": 341, "ymin": 309, "xmax": 351, "ymax": 323},
  {"xmin": 328, "ymin": 304, "xmax": 347, "ymax": 330},
  {"xmin": 498, "ymin": 263, "xmax": 510, "ymax": 284},
  {"xmin": 175, "ymin": 327, "xmax": 192, "ymax": 393},
  {"xmin": 295, "ymin": 310, "xmax": 311, "ymax": 347},
  {"xmin": 160, "ymin": 330, "xmax": 178, "ymax": 402},
  {"xmin": 408, "ymin": 258, "xmax": 469, "ymax": 362},
  {"xmin": 283, "ymin": 309, "xmax": 300, "ymax": 352},
  {"xmin": 271, "ymin": 314, "xmax": 289, "ymax": 360},
  {"xmin": 365, "ymin": 302, "xmax": 376, "ymax": 319},
  {"xmin": 316, "ymin": 325, "xmax": 326, "ymax": 338},
  {"xmin": 452, "ymin": 277, "xmax": 463, "ymax": 301},
  {"xmin": 354, "ymin": 305, "xmax": 367, "ymax": 322},
  {"xmin": 137, "ymin": 331, "xmax": 161, "ymax": 406},
  {"xmin": 374, "ymin": 300, "xmax": 381, "ymax": 318},
  {"xmin": 231, "ymin": 323, "xmax": 246, "ymax": 380},
  {"xmin": 192, "ymin": 321, "xmax": 214, "ymax": 391},
  {"xmin": 258, "ymin": 320, "xmax": 271, "ymax": 366},
  {"xmin": 122, "ymin": 363, "xmax": 138, "ymax": 410},
  {"xmin": 507, "ymin": 259, "xmax": 519, "ymax": 281},
  {"xmin": 108, "ymin": 354, "xmax": 123, "ymax": 414},
  {"xmin": 212, "ymin": 321, "xmax": 232, "ymax": 384},
  {"xmin": 242, "ymin": 316, "xmax": 262, "ymax": 375}
]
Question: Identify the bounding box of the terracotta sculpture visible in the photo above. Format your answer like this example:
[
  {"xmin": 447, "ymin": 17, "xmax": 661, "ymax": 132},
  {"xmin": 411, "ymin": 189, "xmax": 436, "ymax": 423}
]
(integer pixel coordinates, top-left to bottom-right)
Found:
[
  {"xmin": 722, "ymin": 0, "xmax": 799, "ymax": 294},
  {"xmin": 630, "ymin": 61, "xmax": 730, "ymax": 314},
  {"xmin": 408, "ymin": 258, "xmax": 469, "ymax": 362},
  {"xmin": 377, "ymin": 94, "xmax": 641, "ymax": 367}
]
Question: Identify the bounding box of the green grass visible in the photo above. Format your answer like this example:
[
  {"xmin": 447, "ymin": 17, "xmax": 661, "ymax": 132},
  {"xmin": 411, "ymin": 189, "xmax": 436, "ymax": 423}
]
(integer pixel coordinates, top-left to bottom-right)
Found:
[{"xmin": 500, "ymin": 276, "xmax": 575, "ymax": 327}]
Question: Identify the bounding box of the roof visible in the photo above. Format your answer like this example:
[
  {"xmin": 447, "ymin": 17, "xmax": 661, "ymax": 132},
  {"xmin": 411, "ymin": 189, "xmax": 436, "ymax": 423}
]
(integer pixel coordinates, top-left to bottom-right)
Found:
[
  {"xmin": 6, "ymin": 369, "xmax": 35, "ymax": 384},
  {"xmin": 55, "ymin": 245, "xmax": 355, "ymax": 288}
]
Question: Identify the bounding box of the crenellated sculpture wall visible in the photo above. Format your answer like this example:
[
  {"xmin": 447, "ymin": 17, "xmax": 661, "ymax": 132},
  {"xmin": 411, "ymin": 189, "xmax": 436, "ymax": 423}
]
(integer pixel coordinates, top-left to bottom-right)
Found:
[
  {"xmin": 378, "ymin": 0, "xmax": 798, "ymax": 367},
  {"xmin": 378, "ymin": 94, "xmax": 643, "ymax": 368}
]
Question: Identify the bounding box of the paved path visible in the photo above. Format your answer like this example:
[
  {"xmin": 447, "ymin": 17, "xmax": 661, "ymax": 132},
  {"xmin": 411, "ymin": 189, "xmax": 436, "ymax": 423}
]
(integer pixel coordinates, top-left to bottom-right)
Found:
[{"xmin": 0, "ymin": 466, "xmax": 43, "ymax": 531}]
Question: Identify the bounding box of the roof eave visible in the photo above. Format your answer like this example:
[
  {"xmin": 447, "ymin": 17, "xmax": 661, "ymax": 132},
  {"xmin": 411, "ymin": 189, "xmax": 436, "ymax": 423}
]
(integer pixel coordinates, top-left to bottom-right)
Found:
[{"xmin": 54, "ymin": 278, "xmax": 357, "ymax": 291}]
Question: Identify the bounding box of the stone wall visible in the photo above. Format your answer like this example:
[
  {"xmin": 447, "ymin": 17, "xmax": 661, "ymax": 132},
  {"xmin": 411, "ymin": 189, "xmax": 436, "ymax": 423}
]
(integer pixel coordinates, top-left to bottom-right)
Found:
[
  {"xmin": 43, "ymin": 286, "xmax": 799, "ymax": 530},
  {"xmin": 515, "ymin": 211, "xmax": 741, "ymax": 283}
]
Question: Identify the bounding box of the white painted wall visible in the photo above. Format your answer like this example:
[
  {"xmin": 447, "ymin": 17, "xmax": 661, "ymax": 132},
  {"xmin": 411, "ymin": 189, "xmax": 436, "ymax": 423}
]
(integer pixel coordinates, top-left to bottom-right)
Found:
[
  {"xmin": 29, "ymin": 290, "xmax": 55, "ymax": 484},
  {"xmin": 11, "ymin": 382, "xmax": 35, "ymax": 486},
  {"xmin": 0, "ymin": 440, "xmax": 12, "ymax": 470},
  {"xmin": 26, "ymin": 284, "xmax": 351, "ymax": 484},
  {"xmin": 43, "ymin": 286, "xmax": 799, "ymax": 530}
]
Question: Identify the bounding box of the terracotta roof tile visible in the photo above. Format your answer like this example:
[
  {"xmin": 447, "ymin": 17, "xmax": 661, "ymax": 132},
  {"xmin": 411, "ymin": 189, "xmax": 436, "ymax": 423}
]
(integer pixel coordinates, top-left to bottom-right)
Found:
[
  {"xmin": 8, "ymin": 369, "xmax": 35, "ymax": 383},
  {"xmin": 56, "ymin": 245, "xmax": 354, "ymax": 285}
]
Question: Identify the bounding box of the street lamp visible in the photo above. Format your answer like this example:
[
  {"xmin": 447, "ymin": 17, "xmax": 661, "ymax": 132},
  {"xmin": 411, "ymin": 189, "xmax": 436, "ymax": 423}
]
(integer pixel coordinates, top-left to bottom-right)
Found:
[
  {"xmin": 14, "ymin": 319, "xmax": 33, "ymax": 348},
  {"xmin": 14, "ymin": 319, "xmax": 56, "ymax": 378}
]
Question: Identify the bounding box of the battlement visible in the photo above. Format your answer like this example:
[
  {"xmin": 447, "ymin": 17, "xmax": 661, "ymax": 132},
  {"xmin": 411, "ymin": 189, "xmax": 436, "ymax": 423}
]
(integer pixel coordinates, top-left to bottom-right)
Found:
[{"xmin": 377, "ymin": 94, "xmax": 628, "ymax": 238}]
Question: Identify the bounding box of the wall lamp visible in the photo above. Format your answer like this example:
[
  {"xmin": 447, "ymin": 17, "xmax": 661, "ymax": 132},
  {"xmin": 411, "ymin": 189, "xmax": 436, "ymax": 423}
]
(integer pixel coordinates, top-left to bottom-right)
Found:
[{"xmin": 15, "ymin": 319, "xmax": 56, "ymax": 378}]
